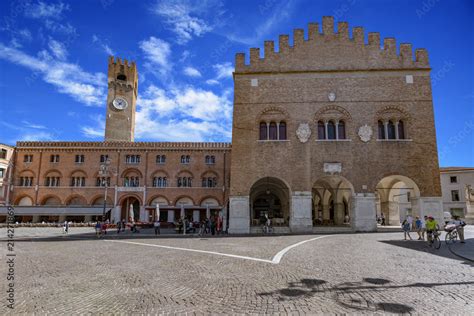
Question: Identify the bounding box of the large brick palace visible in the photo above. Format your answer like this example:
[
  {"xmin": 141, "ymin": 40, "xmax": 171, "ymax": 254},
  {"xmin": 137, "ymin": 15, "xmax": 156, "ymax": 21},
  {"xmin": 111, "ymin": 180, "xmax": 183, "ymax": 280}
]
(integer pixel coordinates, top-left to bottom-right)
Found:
[{"xmin": 1, "ymin": 17, "xmax": 445, "ymax": 233}]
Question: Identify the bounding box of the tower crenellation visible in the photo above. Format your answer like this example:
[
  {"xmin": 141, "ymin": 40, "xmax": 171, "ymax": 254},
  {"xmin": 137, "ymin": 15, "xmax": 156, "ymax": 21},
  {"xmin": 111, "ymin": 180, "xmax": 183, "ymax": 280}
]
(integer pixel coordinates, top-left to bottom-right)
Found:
[{"xmin": 234, "ymin": 16, "xmax": 429, "ymax": 73}]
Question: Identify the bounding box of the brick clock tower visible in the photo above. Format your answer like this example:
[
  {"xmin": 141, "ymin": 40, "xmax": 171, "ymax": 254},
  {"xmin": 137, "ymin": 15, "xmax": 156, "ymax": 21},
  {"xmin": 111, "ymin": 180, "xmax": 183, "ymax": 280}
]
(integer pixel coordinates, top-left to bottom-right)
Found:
[{"xmin": 104, "ymin": 56, "xmax": 138, "ymax": 142}]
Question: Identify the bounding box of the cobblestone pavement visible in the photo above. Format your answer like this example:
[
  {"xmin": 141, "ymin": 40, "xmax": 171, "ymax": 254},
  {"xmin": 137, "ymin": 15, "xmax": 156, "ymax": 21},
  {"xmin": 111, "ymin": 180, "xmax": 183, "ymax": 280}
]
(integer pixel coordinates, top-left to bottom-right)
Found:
[{"xmin": 0, "ymin": 226, "xmax": 473, "ymax": 315}]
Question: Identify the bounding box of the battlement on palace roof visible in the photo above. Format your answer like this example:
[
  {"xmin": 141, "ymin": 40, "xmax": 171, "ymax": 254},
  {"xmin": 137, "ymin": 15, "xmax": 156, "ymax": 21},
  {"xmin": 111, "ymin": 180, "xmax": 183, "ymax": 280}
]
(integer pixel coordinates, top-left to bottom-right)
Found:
[
  {"xmin": 15, "ymin": 141, "xmax": 232, "ymax": 151},
  {"xmin": 235, "ymin": 16, "xmax": 430, "ymax": 74}
]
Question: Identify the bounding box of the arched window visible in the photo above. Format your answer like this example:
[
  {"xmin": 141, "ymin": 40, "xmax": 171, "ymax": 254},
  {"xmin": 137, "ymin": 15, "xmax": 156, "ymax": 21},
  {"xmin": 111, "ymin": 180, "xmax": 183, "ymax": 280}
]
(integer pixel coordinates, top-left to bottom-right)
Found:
[
  {"xmin": 156, "ymin": 155, "xmax": 166, "ymax": 164},
  {"xmin": 259, "ymin": 122, "xmax": 267, "ymax": 140},
  {"xmin": 337, "ymin": 120, "xmax": 346, "ymax": 139},
  {"xmin": 327, "ymin": 121, "xmax": 336, "ymax": 140},
  {"xmin": 318, "ymin": 121, "xmax": 325, "ymax": 140},
  {"xmin": 378, "ymin": 120, "xmax": 385, "ymax": 139},
  {"xmin": 269, "ymin": 122, "xmax": 277, "ymax": 140},
  {"xmin": 398, "ymin": 120, "xmax": 405, "ymax": 139},
  {"xmin": 387, "ymin": 120, "xmax": 396, "ymax": 139},
  {"xmin": 279, "ymin": 122, "xmax": 287, "ymax": 140}
]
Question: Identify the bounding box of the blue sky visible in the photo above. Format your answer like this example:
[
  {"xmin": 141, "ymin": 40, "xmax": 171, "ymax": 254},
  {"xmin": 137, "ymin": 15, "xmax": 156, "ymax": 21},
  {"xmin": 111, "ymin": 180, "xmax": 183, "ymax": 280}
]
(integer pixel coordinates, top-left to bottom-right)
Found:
[{"xmin": 0, "ymin": 0, "xmax": 473, "ymax": 166}]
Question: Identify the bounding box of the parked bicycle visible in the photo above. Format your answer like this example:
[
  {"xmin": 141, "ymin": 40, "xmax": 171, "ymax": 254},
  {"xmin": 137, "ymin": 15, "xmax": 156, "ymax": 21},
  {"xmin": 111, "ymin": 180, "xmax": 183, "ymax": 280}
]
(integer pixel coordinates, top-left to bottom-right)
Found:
[
  {"xmin": 262, "ymin": 223, "xmax": 273, "ymax": 234},
  {"xmin": 426, "ymin": 230, "xmax": 441, "ymax": 249}
]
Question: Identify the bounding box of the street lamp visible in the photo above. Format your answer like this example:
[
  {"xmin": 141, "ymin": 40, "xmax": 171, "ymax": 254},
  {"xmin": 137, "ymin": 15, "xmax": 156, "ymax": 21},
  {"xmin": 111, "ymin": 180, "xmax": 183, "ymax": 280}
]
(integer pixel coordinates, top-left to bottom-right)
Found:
[{"xmin": 99, "ymin": 158, "xmax": 111, "ymax": 222}]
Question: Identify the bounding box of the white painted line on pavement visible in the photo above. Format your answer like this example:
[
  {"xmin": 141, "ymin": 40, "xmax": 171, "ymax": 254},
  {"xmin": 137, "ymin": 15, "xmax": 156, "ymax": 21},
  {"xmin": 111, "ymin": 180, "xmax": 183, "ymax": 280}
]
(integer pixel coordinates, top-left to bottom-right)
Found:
[
  {"xmin": 105, "ymin": 235, "xmax": 333, "ymax": 265},
  {"xmin": 105, "ymin": 239, "xmax": 274, "ymax": 264},
  {"xmin": 271, "ymin": 235, "xmax": 330, "ymax": 264}
]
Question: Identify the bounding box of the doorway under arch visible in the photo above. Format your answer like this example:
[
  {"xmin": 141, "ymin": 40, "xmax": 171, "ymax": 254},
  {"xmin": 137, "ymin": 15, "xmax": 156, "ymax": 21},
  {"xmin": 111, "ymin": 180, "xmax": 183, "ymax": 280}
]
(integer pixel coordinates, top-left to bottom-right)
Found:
[
  {"xmin": 121, "ymin": 196, "xmax": 141, "ymax": 222},
  {"xmin": 249, "ymin": 177, "xmax": 290, "ymax": 227}
]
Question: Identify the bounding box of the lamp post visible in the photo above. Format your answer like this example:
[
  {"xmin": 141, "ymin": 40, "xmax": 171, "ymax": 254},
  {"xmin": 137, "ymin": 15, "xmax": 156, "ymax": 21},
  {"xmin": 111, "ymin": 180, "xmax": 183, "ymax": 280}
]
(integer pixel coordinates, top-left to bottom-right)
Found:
[{"xmin": 99, "ymin": 158, "xmax": 111, "ymax": 222}]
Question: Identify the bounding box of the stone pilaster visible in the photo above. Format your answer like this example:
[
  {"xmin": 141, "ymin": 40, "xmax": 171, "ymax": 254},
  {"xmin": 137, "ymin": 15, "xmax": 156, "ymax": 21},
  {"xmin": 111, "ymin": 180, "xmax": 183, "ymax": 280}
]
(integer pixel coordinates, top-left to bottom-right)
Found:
[
  {"xmin": 352, "ymin": 193, "xmax": 377, "ymax": 232},
  {"xmin": 229, "ymin": 196, "xmax": 250, "ymax": 234},
  {"xmin": 290, "ymin": 191, "xmax": 312, "ymax": 233}
]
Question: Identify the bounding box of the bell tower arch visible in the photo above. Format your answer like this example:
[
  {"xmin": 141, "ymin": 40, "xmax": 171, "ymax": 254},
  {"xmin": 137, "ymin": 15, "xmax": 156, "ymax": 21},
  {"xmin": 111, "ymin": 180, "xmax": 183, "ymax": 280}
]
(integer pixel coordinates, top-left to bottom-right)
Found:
[{"xmin": 104, "ymin": 56, "xmax": 138, "ymax": 142}]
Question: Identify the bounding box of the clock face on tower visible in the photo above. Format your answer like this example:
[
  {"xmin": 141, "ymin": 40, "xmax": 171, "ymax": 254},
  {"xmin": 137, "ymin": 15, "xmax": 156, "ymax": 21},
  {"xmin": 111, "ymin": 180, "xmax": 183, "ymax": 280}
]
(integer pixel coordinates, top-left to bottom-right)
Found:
[{"xmin": 112, "ymin": 97, "xmax": 128, "ymax": 110}]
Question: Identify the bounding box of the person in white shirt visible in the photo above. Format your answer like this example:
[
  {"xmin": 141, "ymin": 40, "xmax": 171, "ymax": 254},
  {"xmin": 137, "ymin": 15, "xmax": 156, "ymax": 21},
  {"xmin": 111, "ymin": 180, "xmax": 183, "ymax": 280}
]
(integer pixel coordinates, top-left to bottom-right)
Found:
[{"xmin": 447, "ymin": 216, "xmax": 466, "ymax": 243}]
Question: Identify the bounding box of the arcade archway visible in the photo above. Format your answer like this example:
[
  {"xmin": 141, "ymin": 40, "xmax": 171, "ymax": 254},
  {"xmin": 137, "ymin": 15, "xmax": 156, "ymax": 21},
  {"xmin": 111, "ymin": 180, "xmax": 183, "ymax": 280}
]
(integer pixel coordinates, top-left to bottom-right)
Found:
[
  {"xmin": 375, "ymin": 175, "xmax": 421, "ymax": 226},
  {"xmin": 249, "ymin": 177, "xmax": 290, "ymax": 227},
  {"xmin": 312, "ymin": 176, "xmax": 354, "ymax": 226},
  {"xmin": 120, "ymin": 196, "xmax": 141, "ymax": 222}
]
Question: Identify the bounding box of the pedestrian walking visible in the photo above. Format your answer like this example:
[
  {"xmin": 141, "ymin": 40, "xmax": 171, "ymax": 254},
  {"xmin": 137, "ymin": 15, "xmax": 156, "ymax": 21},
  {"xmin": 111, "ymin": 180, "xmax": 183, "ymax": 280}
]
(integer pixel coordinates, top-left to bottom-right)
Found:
[
  {"xmin": 63, "ymin": 221, "xmax": 69, "ymax": 234},
  {"xmin": 415, "ymin": 216, "xmax": 423, "ymax": 240},
  {"xmin": 95, "ymin": 222, "xmax": 101, "ymax": 238},
  {"xmin": 402, "ymin": 219, "xmax": 412, "ymax": 240},
  {"xmin": 116, "ymin": 220, "xmax": 122, "ymax": 234},
  {"xmin": 381, "ymin": 213, "xmax": 386, "ymax": 226},
  {"xmin": 154, "ymin": 219, "xmax": 161, "ymax": 235},
  {"xmin": 101, "ymin": 222, "xmax": 107, "ymax": 235}
]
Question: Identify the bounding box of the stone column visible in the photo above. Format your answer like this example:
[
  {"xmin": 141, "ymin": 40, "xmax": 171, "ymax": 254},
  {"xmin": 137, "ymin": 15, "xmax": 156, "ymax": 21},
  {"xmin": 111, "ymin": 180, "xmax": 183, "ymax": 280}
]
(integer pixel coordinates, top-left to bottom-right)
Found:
[
  {"xmin": 395, "ymin": 120, "xmax": 400, "ymax": 139},
  {"xmin": 322, "ymin": 203, "xmax": 330, "ymax": 221},
  {"xmin": 112, "ymin": 206, "xmax": 121, "ymax": 223},
  {"xmin": 383, "ymin": 121, "xmax": 388, "ymax": 139},
  {"xmin": 324, "ymin": 121, "xmax": 329, "ymax": 140},
  {"xmin": 335, "ymin": 120, "xmax": 339, "ymax": 140},
  {"xmin": 290, "ymin": 191, "xmax": 312, "ymax": 233},
  {"xmin": 139, "ymin": 206, "xmax": 146, "ymax": 222},
  {"xmin": 168, "ymin": 210, "xmax": 175, "ymax": 223},
  {"xmin": 352, "ymin": 193, "xmax": 377, "ymax": 232},
  {"xmin": 193, "ymin": 210, "xmax": 200, "ymax": 222},
  {"xmin": 32, "ymin": 215, "xmax": 40, "ymax": 223},
  {"xmin": 266, "ymin": 122, "xmax": 270, "ymax": 140},
  {"xmin": 229, "ymin": 196, "xmax": 250, "ymax": 234},
  {"xmin": 380, "ymin": 201, "xmax": 389, "ymax": 223},
  {"xmin": 334, "ymin": 202, "xmax": 345, "ymax": 225},
  {"xmin": 84, "ymin": 215, "xmax": 92, "ymax": 223},
  {"xmin": 388, "ymin": 201, "xmax": 400, "ymax": 225},
  {"xmin": 58, "ymin": 215, "xmax": 66, "ymax": 222},
  {"xmin": 276, "ymin": 122, "xmax": 280, "ymax": 140}
]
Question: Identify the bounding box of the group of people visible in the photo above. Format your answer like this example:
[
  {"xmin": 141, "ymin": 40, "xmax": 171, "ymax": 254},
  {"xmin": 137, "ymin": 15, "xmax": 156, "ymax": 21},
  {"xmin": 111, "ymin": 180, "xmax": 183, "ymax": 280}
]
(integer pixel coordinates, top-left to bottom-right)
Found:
[
  {"xmin": 116, "ymin": 219, "xmax": 139, "ymax": 234},
  {"xmin": 401, "ymin": 215, "xmax": 466, "ymax": 243}
]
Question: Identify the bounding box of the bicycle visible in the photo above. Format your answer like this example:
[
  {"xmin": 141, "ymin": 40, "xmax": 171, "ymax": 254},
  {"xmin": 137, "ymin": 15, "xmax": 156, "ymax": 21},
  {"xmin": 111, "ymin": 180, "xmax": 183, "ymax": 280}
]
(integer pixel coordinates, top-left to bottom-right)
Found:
[
  {"xmin": 262, "ymin": 223, "xmax": 273, "ymax": 234},
  {"xmin": 445, "ymin": 227, "xmax": 458, "ymax": 244},
  {"xmin": 426, "ymin": 230, "xmax": 441, "ymax": 249}
]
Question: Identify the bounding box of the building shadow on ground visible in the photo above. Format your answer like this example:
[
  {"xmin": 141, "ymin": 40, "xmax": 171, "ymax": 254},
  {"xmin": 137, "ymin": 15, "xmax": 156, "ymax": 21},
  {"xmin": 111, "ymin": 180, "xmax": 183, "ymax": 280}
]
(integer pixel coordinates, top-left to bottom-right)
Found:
[
  {"xmin": 379, "ymin": 238, "xmax": 474, "ymax": 266},
  {"xmin": 258, "ymin": 277, "xmax": 474, "ymax": 313}
]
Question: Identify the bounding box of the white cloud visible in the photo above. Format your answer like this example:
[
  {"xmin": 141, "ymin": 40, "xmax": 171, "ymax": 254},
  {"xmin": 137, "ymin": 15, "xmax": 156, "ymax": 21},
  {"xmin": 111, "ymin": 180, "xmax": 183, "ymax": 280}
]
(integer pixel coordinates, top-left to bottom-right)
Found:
[
  {"xmin": 183, "ymin": 66, "xmax": 201, "ymax": 77},
  {"xmin": 152, "ymin": 0, "xmax": 212, "ymax": 44},
  {"xmin": 48, "ymin": 38, "xmax": 67, "ymax": 60},
  {"xmin": 0, "ymin": 43, "xmax": 106, "ymax": 106},
  {"xmin": 19, "ymin": 131, "xmax": 55, "ymax": 141},
  {"xmin": 213, "ymin": 62, "xmax": 233, "ymax": 79},
  {"xmin": 21, "ymin": 120, "xmax": 46, "ymax": 129},
  {"xmin": 135, "ymin": 84, "xmax": 232, "ymax": 141},
  {"xmin": 139, "ymin": 37, "xmax": 172, "ymax": 74},
  {"xmin": 92, "ymin": 35, "xmax": 116, "ymax": 56},
  {"xmin": 205, "ymin": 79, "xmax": 219, "ymax": 85},
  {"xmin": 226, "ymin": 1, "xmax": 294, "ymax": 45},
  {"xmin": 81, "ymin": 115, "xmax": 105, "ymax": 138},
  {"xmin": 25, "ymin": 1, "xmax": 70, "ymax": 19}
]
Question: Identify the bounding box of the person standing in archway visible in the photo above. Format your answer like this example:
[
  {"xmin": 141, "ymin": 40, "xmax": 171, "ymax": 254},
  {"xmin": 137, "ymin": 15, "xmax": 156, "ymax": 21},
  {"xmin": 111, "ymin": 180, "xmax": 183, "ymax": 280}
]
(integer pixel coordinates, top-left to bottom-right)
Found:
[{"xmin": 381, "ymin": 213, "xmax": 386, "ymax": 226}]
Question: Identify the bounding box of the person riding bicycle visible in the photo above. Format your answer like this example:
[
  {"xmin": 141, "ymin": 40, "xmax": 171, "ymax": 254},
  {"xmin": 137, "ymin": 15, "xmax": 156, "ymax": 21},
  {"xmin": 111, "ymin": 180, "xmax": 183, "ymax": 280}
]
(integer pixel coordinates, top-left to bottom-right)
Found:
[
  {"xmin": 445, "ymin": 215, "xmax": 466, "ymax": 243},
  {"xmin": 425, "ymin": 216, "xmax": 439, "ymax": 243}
]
